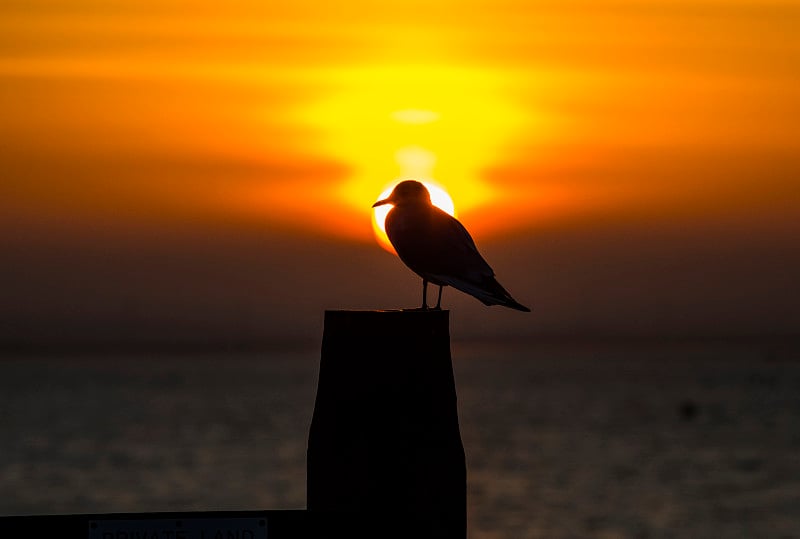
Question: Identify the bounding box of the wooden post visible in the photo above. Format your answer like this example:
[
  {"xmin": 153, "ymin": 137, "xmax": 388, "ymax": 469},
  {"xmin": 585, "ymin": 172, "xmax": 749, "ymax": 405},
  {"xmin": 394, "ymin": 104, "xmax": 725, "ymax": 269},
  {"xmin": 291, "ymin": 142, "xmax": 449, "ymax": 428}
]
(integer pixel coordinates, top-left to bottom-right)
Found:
[{"xmin": 307, "ymin": 310, "xmax": 466, "ymax": 537}]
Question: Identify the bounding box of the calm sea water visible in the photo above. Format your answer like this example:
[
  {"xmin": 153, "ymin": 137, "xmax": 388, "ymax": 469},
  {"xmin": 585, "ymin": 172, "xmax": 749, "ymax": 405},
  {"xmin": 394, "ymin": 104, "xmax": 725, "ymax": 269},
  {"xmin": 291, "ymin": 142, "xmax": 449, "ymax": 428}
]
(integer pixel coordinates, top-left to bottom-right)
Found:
[{"xmin": 1, "ymin": 340, "xmax": 799, "ymax": 538}]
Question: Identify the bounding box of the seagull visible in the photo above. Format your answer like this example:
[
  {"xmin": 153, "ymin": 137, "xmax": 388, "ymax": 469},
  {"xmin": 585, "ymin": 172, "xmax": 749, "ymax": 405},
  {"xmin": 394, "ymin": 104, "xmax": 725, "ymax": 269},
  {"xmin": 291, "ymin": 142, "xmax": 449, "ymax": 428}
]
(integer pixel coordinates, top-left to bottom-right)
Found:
[{"xmin": 372, "ymin": 180, "xmax": 531, "ymax": 312}]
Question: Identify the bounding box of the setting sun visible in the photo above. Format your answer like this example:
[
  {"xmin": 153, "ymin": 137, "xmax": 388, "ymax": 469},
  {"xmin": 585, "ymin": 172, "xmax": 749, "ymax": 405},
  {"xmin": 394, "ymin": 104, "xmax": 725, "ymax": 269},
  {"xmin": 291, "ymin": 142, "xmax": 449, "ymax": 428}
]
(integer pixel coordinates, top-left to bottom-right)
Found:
[{"xmin": 372, "ymin": 180, "xmax": 456, "ymax": 253}]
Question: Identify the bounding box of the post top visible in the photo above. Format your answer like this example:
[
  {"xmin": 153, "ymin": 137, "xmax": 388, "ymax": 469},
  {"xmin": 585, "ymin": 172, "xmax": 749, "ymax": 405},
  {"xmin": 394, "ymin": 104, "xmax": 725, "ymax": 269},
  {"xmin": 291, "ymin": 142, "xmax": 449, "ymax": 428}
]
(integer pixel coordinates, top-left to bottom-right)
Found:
[{"xmin": 323, "ymin": 309, "xmax": 449, "ymax": 338}]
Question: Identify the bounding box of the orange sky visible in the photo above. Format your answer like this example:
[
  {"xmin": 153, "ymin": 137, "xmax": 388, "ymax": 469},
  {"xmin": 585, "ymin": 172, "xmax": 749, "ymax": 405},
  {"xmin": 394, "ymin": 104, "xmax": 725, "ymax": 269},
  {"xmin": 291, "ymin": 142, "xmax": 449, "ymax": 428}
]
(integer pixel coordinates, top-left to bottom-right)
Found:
[{"xmin": 1, "ymin": 0, "xmax": 799, "ymax": 343}]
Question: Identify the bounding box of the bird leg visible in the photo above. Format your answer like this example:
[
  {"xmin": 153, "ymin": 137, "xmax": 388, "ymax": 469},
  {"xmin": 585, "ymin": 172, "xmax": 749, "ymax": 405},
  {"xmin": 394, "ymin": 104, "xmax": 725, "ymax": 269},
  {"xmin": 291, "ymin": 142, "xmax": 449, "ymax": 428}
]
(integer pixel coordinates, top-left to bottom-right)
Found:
[
  {"xmin": 421, "ymin": 279, "xmax": 429, "ymax": 310},
  {"xmin": 435, "ymin": 285, "xmax": 443, "ymax": 310}
]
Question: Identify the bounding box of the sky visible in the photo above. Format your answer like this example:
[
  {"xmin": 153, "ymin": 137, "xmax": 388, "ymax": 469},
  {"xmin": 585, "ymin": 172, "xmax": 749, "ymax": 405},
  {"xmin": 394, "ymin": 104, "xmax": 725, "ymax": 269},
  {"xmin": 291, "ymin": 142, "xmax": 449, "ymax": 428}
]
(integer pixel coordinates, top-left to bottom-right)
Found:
[{"xmin": 1, "ymin": 0, "xmax": 799, "ymax": 347}]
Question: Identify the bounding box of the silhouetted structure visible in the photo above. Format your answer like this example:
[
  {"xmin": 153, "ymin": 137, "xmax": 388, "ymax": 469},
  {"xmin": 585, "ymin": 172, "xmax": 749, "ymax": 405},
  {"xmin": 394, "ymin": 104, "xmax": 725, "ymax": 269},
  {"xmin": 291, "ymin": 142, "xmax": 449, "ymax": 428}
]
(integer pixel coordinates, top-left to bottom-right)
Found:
[{"xmin": 308, "ymin": 309, "xmax": 466, "ymax": 537}]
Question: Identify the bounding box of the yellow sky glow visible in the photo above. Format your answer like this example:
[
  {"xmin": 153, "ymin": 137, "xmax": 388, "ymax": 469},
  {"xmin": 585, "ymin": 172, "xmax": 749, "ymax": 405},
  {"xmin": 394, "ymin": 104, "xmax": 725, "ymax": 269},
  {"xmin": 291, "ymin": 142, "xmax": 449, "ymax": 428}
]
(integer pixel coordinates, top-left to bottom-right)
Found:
[{"xmin": 290, "ymin": 64, "xmax": 528, "ymax": 236}]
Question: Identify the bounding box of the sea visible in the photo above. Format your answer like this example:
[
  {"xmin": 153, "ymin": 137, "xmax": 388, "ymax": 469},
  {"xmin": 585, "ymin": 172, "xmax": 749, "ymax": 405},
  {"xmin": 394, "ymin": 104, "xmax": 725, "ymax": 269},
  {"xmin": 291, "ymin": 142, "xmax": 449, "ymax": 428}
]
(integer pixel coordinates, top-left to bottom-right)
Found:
[{"xmin": 1, "ymin": 339, "xmax": 799, "ymax": 538}]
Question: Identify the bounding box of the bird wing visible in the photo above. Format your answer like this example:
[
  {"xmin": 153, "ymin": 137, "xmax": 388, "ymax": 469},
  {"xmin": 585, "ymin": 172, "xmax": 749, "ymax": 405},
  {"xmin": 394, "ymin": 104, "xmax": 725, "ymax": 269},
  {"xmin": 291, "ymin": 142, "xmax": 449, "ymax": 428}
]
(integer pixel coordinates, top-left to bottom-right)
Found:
[
  {"xmin": 386, "ymin": 205, "xmax": 495, "ymax": 283},
  {"xmin": 430, "ymin": 273, "xmax": 531, "ymax": 311},
  {"xmin": 385, "ymin": 204, "xmax": 531, "ymax": 311}
]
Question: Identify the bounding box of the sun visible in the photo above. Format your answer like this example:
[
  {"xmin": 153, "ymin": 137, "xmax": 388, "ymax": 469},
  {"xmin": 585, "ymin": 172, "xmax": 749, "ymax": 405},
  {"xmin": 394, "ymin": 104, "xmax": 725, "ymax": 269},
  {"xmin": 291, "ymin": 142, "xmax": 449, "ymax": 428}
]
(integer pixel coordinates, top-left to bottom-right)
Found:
[{"xmin": 372, "ymin": 180, "xmax": 455, "ymax": 253}]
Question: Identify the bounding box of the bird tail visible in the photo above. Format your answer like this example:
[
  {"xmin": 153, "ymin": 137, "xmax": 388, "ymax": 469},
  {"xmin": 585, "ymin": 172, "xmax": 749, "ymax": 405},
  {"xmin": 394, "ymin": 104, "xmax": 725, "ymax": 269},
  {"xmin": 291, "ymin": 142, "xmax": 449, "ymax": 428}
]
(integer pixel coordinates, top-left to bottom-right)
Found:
[
  {"xmin": 442, "ymin": 275, "xmax": 531, "ymax": 312},
  {"xmin": 497, "ymin": 296, "xmax": 532, "ymax": 312}
]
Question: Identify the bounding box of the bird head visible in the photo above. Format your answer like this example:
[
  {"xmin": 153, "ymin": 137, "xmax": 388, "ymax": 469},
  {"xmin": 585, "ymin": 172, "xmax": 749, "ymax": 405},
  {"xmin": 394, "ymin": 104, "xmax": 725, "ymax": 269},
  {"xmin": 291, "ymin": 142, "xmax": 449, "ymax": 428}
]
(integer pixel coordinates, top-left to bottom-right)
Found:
[{"xmin": 372, "ymin": 180, "xmax": 431, "ymax": 208}]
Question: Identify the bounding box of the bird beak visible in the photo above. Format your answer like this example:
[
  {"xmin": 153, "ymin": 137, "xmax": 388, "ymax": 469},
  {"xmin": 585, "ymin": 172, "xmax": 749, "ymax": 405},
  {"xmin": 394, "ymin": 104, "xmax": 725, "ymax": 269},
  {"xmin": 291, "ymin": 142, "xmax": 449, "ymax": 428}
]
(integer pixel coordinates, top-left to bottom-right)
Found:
[{"xmin": 372, "ymin": 198, "xmax": 391, "ymax": 208}]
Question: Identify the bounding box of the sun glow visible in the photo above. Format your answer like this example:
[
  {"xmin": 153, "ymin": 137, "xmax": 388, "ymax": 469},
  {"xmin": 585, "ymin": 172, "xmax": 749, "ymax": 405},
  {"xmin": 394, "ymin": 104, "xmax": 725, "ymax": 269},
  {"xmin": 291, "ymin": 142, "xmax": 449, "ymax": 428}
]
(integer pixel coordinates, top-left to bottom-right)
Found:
[
  {"xmin": 290, "ymin": 64, "xmax": 525, "ymax": 241},
  {"xmin": 372, "ymin": 180, "xmax": 456, "ymax": 253}
]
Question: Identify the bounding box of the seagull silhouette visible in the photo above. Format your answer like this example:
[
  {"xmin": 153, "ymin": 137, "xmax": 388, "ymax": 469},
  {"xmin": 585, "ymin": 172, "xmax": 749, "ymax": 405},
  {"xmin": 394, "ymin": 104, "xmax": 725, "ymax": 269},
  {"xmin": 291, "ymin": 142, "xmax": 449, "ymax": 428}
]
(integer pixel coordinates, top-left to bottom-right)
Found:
[{"xmin": 373, "ymin": 180, "xmax": 531, "ymax": 312}]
